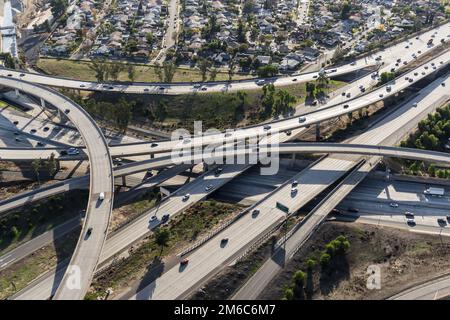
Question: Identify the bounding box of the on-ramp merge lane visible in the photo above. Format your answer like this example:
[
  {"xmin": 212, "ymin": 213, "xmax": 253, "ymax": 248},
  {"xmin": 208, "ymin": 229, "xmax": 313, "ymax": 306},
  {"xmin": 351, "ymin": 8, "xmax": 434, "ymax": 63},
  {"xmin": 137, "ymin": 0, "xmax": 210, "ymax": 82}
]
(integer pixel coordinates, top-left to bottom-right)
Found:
[{"xmin": 0, "ymin": 77, "xmax": 115, "ymax": 300}]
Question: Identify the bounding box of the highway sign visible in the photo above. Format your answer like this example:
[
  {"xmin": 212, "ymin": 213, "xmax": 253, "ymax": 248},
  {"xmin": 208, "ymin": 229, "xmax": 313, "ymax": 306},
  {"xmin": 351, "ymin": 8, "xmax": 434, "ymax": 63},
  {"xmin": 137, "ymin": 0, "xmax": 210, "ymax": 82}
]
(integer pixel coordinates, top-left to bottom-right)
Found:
[{"xmin": 276, "ymin": 202, "xmax": 289, "ymax": 214}]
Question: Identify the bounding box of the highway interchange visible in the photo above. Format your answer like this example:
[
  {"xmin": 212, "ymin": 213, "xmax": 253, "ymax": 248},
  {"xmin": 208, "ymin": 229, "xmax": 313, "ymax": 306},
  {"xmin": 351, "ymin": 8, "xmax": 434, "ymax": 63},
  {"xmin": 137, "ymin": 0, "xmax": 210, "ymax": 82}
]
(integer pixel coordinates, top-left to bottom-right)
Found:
[{"xmin": 0, "ymin": 21, "xmax": 449, "ymax": 300}]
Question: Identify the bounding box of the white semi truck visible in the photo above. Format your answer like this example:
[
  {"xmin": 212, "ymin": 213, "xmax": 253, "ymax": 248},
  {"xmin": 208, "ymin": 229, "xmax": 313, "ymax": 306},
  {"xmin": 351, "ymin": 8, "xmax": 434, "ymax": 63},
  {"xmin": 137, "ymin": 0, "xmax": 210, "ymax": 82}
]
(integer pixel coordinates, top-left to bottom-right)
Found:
[{"xmin": 424, "ymin": 187, "xmax": 445, "ymax": 197}]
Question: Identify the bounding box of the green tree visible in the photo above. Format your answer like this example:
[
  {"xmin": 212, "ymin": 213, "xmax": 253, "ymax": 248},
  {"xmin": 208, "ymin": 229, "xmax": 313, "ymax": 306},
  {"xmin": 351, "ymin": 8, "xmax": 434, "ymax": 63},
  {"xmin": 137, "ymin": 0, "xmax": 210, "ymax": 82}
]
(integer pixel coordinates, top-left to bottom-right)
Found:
[
  {"xmin": 89, "ymin": 59, "xmax": 109, "ymax": 82},
  {"xmin": 257, "ymin": 64, "xmax": 279, "ymax": 78},
  {"xmin": 163, "ymin": 61, "xmax": 176, "ymax": 83},
  {"xmin": 316, "ymin": 71, "xmax": 329, "ymax": 96},
  {"xmin": 320, "ymin": 252, "xmax": 331, "ymax": 267},
  {"xmin": 46, "ymin": 153, "xmax": 58, "ymax": 177},
  {"xmin": 292, "ymin": 270, "xmax": 306, "ymax": 299},
  {"xmin": 209, "ymin": 67, "xmax": 218, "ymax": 81},
  {"xmin": 127, "ymin": 64, "xmax": 136, "ymax": 82},
  {"xmin": 155, "ymin": 228, "xmax": 170, "ymax": 255},
  {"xmin": 198, "ymin": 59, "xmax": 211, "ymax": 82}
]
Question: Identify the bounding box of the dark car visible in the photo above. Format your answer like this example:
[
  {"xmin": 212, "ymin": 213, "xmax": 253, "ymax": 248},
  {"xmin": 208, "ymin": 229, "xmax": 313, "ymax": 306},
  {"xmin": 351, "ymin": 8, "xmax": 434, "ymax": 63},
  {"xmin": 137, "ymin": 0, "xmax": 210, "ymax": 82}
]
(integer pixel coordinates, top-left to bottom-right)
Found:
[
  {"xmin": 64, "ymin": 109, "xmax": 70, "ymax": 114},
  {"xmin": 215, "ymin": 167, "xmax": 223, "ymax": 176},
  {"xmin": 343, "ymin": 104, "xmax": 349, "ymax": 109},
  {"xmin": 13, "ymin": 120, "xmax": 18, "ymax": 125},
  {"xmin": 180, "ymin": 258, "xmax": 189, "ymax": 266},
  {"xmin": 43, "ymin": 127, "xmax": 49, "ymax": 132},
  {"xmin": 161, "ymin": 214, "xmax": 170, "ymax": 223},
  {"xmin": 221, "ymin": 238, "xmax": 229, "ymax": 246},
  {"xmin": 151, "ymin": 143, "xmax": 158, "ymax": 147},
  {"xmin": 86, "ymin": 227, "xmax": 93, "ymax": 238}
]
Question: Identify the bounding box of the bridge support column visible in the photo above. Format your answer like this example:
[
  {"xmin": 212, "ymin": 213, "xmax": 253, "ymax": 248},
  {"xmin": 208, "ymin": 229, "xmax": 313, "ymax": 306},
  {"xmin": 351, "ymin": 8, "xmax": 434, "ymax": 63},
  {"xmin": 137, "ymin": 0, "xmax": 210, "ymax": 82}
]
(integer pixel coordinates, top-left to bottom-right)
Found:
[
  {"xmin": 14, "ymin": 88, "xmax": 19, "ymax": 97},
  {"xmin": 150, "ymin": 153, "xmax": 154, "ymax": 159},
  {"xmin": 122, "ymin": 176, "xmax": 127, "ymax": 187},
  {"xmin": 290, "ymin": 153, "xmax": 296, "ymax": 167},
  {"xmin": 315, "ymin": 123, "xmax": 321, "ymax": 141}
]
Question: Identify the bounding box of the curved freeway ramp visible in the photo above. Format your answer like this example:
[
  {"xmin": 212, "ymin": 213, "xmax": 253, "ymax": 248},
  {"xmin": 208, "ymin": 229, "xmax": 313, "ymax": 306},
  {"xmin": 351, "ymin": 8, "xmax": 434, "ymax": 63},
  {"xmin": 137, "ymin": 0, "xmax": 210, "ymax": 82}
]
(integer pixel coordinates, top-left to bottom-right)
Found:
[{"xmin": 0, "ymin": 77, "xmax": 114, "ymax": 300}]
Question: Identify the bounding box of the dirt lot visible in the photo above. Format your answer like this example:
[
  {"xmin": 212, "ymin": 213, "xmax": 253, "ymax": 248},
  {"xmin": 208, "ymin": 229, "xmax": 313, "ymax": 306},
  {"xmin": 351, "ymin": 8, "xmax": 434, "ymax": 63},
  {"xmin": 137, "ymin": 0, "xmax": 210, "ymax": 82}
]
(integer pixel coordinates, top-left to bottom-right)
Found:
[
  {"xmin": 191, "ymin": 221, "xmax": 450, "ymax": 300},
  {"xmin": 259, "ymin": 221, "xmax": 450, "ymax": 300}
]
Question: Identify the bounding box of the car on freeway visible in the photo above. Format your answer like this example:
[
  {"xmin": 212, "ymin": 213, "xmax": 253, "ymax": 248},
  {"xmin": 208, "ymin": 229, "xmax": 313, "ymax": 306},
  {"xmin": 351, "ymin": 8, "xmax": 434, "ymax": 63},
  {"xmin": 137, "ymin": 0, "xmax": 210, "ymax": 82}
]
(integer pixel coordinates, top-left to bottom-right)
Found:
[
  {"xmin": 80, "ymin": 84, "xmax": 85, "ymax": 88},
  {"xmin": 379, "ymin": 93, "xmax": 384, "ymax": 98},
  {"xmin": 30, "ymin": 128, "xmax": 37, "ymax": 134},
  {"xmin": 263, "ymin": 125, "xmax": 271, "ymax": 131},
  {"xmin": 409, "ymin": 78, "xmax": 414, "ymax": 83},
  {"xmin": 413, "ymin": 102, "xmax": 418, "ymax": 107},
  {"xmin": 67, "ymin": 147, "xmax": 80, "ymax": 155},
  {"xmin": 15, "ymin": 137, "xmax": 22, "ymax": 142},
  {"xmin": 299, "ymin": 116, "xmax": 306, "ymax": 123},
  {"xmin": 446, "ymin": 215, "xmax": 450, "ymax": 223},
  {"xmin": 346, "ymin": 93, "xmax": 351, "ymax": 98},
  {"xmin": 205, "ymin": 184, "xmax": 214, "ymax": 191},
  {"xmin": 7, "ymin": 73, "xmax": 13, "ymax": 77},
  {"xmin": 414, "ymin": 72, "xmax": 418, "ymax": 76},
  {"xmin": 292, "ymin": 180, "xmax": 298, "ymax": 187},
  {"xmin": 182, "ymin": 193, "xmax": 190, "ymax": 201},
  {"xmin": 144, "ymin": 88, "xmax": 149, "ymax": 92},
  {"xmin": 442, "ymin": 82, "xmax": 446, "ymax": 87},
  {"xmin": 389, "ymin": 203, "xmax": 399, "ymax": 208},
  {"xmin": 343, "ymin": 104, "xmax": 349, "ymax": 109},
  {"xmin": 183, "ymin": 138, "xmax": 191, "ymax": 144},
  {"xmin": 180, "ymin": 258, "xmax": 189, "ymax": 266},
  {"xmin": 13, "ymin": 131, "xmax": 20, "ymax": 135},
  {"xmin": 224, "ymin": 132, "xmax": 233, "ymax": 137},
  {"xmin": 150, "ymin": 215, "xmax": 158, "ymax": 223},
  {"xmin": 286, "ymin": 130, "xmax": 292, "ymax": 136},
  {"xmin": 291, "ymin": 188, "xmax": 297, "ymax": 196},
  {"xmin": 161, "ymin": 214, "xmax": 170, "ymax": 223},
  {"xmin": 43, "ymin": 126, "xmax": 50, "ymax": 131},
  {"xmin": 220, "ymin": 238, "xmax": 229, "ymax": 246},
  {"xmin": 386, "ymin": 86, "xmax": 392, "ymax": 92},
  {"xmin": 64, "ymin": 109, "xmax": 70, "ymax": 114},
  {"xmin": 13, "ymin": 120, "xmax": 18, "ymax": 125},
  {"xmin": 350, "ymin": 61, "xmax": 356, "ymax": 66},
  {"xmin": 86, "ymin": 227, "xmax": 93, "ymax": 238},
  {"xmin": 151, "ymin": 143, "xmax": 158, "ymax": 147},
  {"xmin": 256, "ymin": 80, "xmax": 266, "ymax": 86},
  {"xmin": 331, "ymin": 208, "xmax": 340, "ymax": 214},
  {"xmin": 201, "ymin": 87, "xmax": 207, "ymax": 91},
  {"xmin": 193, "ymin": 83, "xmax": 202, "ymax": 89},
  {"xmin": 37, "ymin": 142, "xmax": 45, "ymax": 147},
  {"xmin": 252, "ymin": 209, "xmax": 260, "ymax": 218},
  {"xmin": 341, "ymin": 92, "xmax": 346, "ymax": 96},
  {"xmin": 292, "ymin": 78, "xmax": 297, "ymax": 82},
  {"xmin": 19, "ymin": 73, "xmax": 25, "ymax": 77},
  {"xmin": 406, "ymin": 219, "xmax": 416, "ymax": 227},
  {"xmin": 98, "ymin": 192, "xmax": 105, "ymax": 201},
  {"xmin": 437, "ymin": 218, "xmax": 447, "ymax": 226},
  {"xmin": 159, "ymin": 86, "xmax": 165, "ymax": 91}
]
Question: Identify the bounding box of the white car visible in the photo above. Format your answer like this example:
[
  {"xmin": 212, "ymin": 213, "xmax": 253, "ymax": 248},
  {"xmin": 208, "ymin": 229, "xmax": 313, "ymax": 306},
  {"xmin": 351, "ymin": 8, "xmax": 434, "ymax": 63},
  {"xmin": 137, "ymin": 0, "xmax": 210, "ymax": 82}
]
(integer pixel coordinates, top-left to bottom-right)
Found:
[
  {"xmin": 299, "ymin": 117, "xmax": 306, "ymax": 123},
  {"xmin": 389, "ymin": 203, "xmax": 398, "ymax": 208},
  {"xmin": 67, "ymin": 147, "xmax": 80, "ymax": 155},
  {"xmin": 205, "ymin": 184, "xmax": 213, "ymax": 191},
  {"xmin": 98, "ymin": 192, "xmax": 105, "ymax": 201},
  {"xmin": 182, "ymin": 194, "xmax": 190, "ymax": 201}
]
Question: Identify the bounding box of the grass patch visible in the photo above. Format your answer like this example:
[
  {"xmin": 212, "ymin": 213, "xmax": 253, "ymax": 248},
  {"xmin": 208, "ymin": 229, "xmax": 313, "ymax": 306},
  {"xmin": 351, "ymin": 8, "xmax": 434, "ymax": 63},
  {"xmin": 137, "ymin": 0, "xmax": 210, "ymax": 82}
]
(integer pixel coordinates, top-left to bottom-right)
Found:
[{"xmin": 37, "ymin": 58, "xmax": 250, "ymax": 83}]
